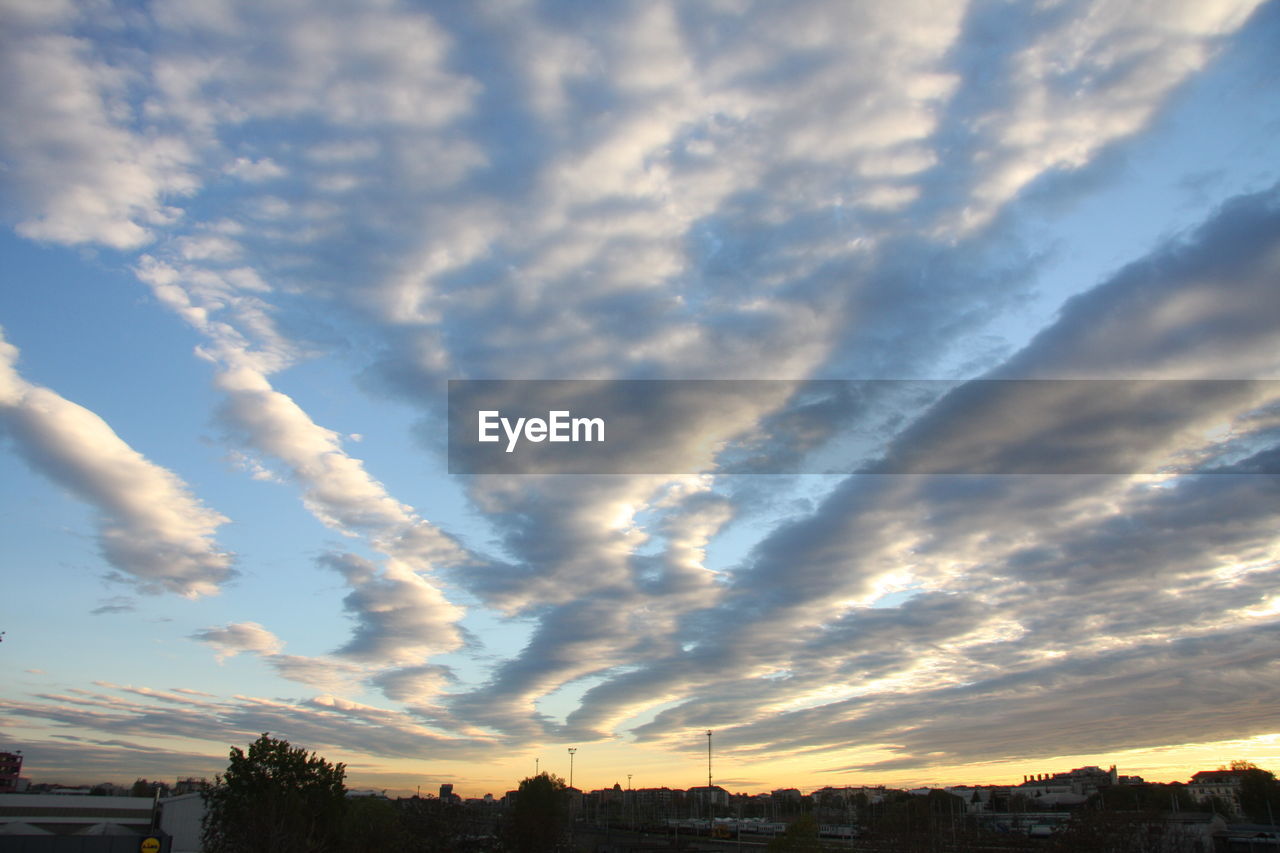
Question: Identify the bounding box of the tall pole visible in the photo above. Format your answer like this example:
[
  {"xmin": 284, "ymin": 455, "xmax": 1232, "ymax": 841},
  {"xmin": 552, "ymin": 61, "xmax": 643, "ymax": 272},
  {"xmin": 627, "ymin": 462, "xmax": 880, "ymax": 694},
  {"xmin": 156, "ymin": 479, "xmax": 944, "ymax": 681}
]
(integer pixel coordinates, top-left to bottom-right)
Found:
[
  {"xmin": 568, "ymin": 747, "xmax": 577, "ymax": 789},
  {"xmin": 535, "ymin": 757, "xmax": 539, "ymax": 776},
  {"xmin": 706, "ymin": 730, "xmax": 712, "ymax": 788}
]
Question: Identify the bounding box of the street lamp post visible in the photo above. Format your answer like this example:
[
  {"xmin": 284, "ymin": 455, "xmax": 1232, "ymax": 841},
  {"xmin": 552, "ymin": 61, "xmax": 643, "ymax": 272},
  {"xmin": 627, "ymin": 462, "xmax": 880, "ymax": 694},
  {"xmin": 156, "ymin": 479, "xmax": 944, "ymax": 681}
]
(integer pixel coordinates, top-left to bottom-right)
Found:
[
  {"xmin": 567, "ymin": 747, "xmax": 577, "ymax": 790},
  {"xmin": 706, "ymin": 730, "xmax": 713, "ymax": 830}
]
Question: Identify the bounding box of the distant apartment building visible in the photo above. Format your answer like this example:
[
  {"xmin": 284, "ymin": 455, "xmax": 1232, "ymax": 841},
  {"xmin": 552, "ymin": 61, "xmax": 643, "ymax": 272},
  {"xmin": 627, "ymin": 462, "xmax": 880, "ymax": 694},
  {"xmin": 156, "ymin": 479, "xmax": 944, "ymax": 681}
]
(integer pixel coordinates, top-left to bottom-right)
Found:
[
  {"xmin": 1014, "ymin": 765, "xmax": 1134, "ymax": 807},
  {"xmin": 945, "ymin": 786, "xmax": 997, "ymax": 813},
  {"xmin": 811, "ymin": 785, "xmax": 888, "ymax": 804},
  {"xmin": 171, "ymin": 778, "xmax": 208, "ymax": 796},
  {"xmin": 623, "ymin": 787, "xmax": 677, "ymax": 821},
  {"xmin": 588, "ymin": 783, "xmax": 623, "ymax": 804},
  {"xmin": 1187, "ymin": 770, "xmax": 1244, "ymax": 815},
  {"xmin": 1018, "ymin": 765, "xmax": 1126, "ymax": 797},
  {"xmin": 686, "ymin": 785, "xmax": 730, "ymax": 807},
  {"xmin": 0, "ymin": 752, "xmax": 22, "ymax": 794},
  {"xmin": 633, "ymin": 787, "xmax": 675, "ymax": 808}
]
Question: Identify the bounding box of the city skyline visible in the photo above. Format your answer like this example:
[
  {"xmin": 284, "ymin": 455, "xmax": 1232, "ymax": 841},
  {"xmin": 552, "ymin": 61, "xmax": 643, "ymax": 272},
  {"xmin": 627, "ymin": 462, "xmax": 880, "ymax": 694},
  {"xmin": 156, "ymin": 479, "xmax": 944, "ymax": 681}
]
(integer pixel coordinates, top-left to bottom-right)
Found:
[
  {"xmin": 4, "ymin": 742, "xmax": 1268, "ymax": 802},
  {"xmin": 2, "ymin": 0, "xmax": 1280, "ymax": 801}
]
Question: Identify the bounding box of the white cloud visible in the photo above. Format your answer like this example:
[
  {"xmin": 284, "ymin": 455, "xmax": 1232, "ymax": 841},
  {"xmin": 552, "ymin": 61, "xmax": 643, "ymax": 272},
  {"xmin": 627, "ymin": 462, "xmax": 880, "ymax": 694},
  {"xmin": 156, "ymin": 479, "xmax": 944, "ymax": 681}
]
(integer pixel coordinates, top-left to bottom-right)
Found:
[
  {"xmin": 192, "ymin": 622, "xmax": 284, "ymax": 661},
  {"xmin": 324, "ymin": 552, "xmax": 464, "ymax": 664},
  {"xmin": 954, "ymin": 0, "xmax": 1264, "ymax": 232},
  {"xmin": 0, "ymin": 329, "xmax": 234, "ymax": 597},
  {"xmin": 0, "ymin": 11, "xmax": 195, "ymax": 248},
  {"xmin": 224, "ymin": 156, "xmax": 285, "ymax": 182},
  {"xmin": 148, "ymin": 0, "xmax": 479, "ymax": 131}
]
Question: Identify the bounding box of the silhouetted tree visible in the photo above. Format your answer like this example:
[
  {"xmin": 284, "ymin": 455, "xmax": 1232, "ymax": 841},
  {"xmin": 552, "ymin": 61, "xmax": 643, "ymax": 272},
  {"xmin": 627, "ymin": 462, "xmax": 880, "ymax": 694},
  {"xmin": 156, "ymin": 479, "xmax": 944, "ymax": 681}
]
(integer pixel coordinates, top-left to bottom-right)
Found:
[
  {"xmin": 766, "ymin": 814, "xmax": 823, "ymax": 851},
  {"xmin": 341, "ymin": 797, "xmax": 409, "ymax": 853},
  {"xmin": 1231, "ymin": 761, "xmax": 1280, "ymax": 823},
  {"xmin": 876, "ymin": 789, "xmax": 966, "ymax": 835},
  {"xmin": 1048, "ymin": 810, "xmax": 1206, "ymax": 853},
  {"xmin": 202, "ymin": 733, "xmax": 346, "ymax": 853},
  {"xmin": 1090, "ymin": 783, "xmax": 1195, "ymax": 812},
  {"xmin": 396, "ymin": 795, "xmax": 473, "ymax": 853},
  {"xmin": 504, "ymin": 772, "xmax": 569, "ymax": 853}
]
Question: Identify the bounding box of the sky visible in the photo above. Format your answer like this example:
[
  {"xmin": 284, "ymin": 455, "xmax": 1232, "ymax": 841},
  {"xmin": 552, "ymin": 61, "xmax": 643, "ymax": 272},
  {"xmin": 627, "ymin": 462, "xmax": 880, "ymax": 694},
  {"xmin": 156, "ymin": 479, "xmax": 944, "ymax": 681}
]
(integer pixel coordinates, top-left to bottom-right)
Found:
[{"xmin": 1, "ymin": 0, "xmax": 1279, "ymax": 799}]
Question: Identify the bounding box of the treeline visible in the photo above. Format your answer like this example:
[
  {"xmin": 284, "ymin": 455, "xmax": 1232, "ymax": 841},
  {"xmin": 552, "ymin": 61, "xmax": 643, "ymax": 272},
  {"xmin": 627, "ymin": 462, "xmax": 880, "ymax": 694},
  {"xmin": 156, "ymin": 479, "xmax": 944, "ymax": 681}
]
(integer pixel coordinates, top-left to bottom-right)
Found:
[{"xmin": 201, "ymin": 734, "xmax": 565, "ymax": 853}]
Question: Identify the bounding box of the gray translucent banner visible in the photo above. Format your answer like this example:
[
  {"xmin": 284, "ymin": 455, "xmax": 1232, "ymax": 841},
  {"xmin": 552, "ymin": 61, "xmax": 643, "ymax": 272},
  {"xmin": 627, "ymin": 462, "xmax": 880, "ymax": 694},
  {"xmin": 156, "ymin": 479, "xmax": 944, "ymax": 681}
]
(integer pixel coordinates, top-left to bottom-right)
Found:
[{"xmin": 447, "ymin": 379, "xmax": 1280, "ymax": 475}]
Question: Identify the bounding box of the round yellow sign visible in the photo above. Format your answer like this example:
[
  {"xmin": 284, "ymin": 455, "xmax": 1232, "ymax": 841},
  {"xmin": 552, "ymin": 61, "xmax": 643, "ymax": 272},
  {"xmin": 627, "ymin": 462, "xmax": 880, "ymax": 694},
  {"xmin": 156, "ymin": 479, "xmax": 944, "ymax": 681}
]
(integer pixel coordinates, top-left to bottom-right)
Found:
[{"xmin": 140, "ymin": 838, "xmax": 161, "ymax": 853}]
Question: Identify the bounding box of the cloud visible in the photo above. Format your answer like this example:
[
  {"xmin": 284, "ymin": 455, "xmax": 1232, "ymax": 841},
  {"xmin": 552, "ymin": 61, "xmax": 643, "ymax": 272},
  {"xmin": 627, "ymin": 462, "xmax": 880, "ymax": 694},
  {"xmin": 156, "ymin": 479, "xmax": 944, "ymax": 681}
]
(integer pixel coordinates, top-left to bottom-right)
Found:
[
  {"xmin": 368, "ymin": 664, "xmax": 454, "ymax": 706},
  {"xmin": 999, "ymin": 186, "xmax": 1280, "ymax": 379},
  {"xmin": 520, "ymin": 182, "xmax": 1280, "ymax": 766},
  {"xmin": 12, "ymin": 736, "xmax": 226, "ymax": 783},
  {"xmin": 0, "ymin": 681, "xmax": 493, "ymax": 771},
  {"xmin": 192, "ymin": 622, "xmax": 284, "ymax": 661},
  {"xmin": 149, "ymin": 0, "xmax": 479, "ymax": 131},
  {"xmin": 190, "ymin": 600, "xmax": 455, "ymax": 699},
  {"xmin": 224, "ymin": 156, "xmax": 285, "ymax": 182},
  {"xmin": 190, "ymin": 621, "xmax": 362, "ymax": 691},
  {"xmin": 2, "ymin": 0, "xmax": 1276, "ymax": 783},
  {"xmin": 0, "ymin": 5, "xmax": 195, "ymax": 247},
  {"xmin": 90, "ymin": 597, "xmax": 137, "ymax": 616},
  {"xmin": 267, "ymin": 656, "xmax": 364, "ymax": 692},
  {"xmin": 0, "ymin": 329, "xmax": 234, "ymax": 597},
  {"xmin": 207, "ymin": 367, "xmax": 471, "ymax": 672},
  {"xmin": 132, "ymin": 250, "xmax": 476, "ymax": 682},
  {"xmin": 939, "ymin": 0, "xmax": 1264, "ymax": 233},
  {"xmin": 322, "ymin": 552, "xmax": 463, "ymax": 664},
  {"xmin": 745, "ymin": 620, "xmax": 1280, "ymax": 772}
]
